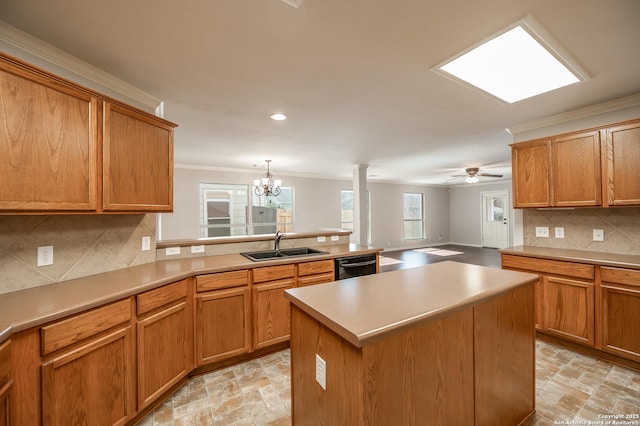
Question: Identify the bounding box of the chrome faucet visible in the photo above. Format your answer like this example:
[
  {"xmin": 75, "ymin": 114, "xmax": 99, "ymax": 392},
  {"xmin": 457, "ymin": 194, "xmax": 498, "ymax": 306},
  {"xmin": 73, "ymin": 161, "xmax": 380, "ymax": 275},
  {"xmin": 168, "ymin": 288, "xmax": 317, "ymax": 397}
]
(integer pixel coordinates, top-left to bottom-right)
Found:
[{"xmin": 274, "ymin": 231, "xmax": 284, "ymax": 252}]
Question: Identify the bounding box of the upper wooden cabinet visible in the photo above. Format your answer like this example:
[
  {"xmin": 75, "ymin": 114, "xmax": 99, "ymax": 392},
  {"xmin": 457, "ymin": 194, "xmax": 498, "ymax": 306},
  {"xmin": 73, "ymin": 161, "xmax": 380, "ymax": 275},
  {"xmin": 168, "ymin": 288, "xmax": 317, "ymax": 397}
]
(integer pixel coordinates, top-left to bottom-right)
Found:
[
  {"xmin": 512, "ymin": 118, "xmax": 640, "ymax": 208},
  {"xmin": 602, "ymin": 120, "xmax": 640, "ymax": 206},
  {"xmin": 103, "ymin": 102, "xmax": 173, "ymax": 212},
  {"xmin": 512, "ymin": 139, "xmax": 551, "ymax": 207},
  {"xmin": 0, "ymin": 56, "xmax": 99, "ymax": 211},
  {"xmin": 0, "ymin": 53, "xmax": 176, "ymax": 214},
  {"xmin": 551, "ymin": 130, "xmax": 601, "ymax": 207}
]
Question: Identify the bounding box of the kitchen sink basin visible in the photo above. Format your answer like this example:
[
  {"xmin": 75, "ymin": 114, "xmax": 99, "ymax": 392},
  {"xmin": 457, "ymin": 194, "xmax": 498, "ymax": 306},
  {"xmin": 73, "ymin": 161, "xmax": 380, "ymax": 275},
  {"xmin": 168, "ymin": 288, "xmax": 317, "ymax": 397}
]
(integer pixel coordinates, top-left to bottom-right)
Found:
[{"xmin": 241, "ymin": 247, "xmax": 328, "ymax": 261}]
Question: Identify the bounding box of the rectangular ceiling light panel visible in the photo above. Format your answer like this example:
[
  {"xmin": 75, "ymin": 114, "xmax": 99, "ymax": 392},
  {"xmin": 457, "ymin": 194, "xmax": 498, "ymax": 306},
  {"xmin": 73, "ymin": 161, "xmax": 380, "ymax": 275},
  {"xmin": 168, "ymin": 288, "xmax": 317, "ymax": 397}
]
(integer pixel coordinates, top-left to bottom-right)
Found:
[{"xmin": 437, "ymin": 17, "xmax": 584, "ymax": 103}]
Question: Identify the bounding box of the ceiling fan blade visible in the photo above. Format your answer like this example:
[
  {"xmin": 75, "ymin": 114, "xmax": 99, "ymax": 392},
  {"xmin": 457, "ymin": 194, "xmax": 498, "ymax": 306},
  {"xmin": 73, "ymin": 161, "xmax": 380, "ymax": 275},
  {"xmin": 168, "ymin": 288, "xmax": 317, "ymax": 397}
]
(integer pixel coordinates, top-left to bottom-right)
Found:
[
  {"xmin": 477, "ymin": 173, "xmax": 503, "ymax": 178},
  {"xmin": 450, "ymin": 174, "xmax": 467, "ymax": 177}
]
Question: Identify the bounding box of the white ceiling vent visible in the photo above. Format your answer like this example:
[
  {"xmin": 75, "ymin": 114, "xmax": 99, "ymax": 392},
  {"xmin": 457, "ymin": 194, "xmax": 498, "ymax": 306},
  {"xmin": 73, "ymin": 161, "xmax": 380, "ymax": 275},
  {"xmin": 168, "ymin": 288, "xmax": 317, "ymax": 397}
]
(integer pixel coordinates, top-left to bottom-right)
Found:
[{"xmin": 280, "ymin": 0, "xmax": 303, "ymax": 8}]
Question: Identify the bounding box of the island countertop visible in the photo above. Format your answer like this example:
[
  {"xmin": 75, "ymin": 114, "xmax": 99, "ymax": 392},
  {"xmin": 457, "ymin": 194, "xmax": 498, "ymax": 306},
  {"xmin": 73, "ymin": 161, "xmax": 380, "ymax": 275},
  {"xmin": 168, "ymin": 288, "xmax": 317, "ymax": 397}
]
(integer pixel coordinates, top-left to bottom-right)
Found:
[{"xmin": 284, "ymin": 260, "xmax": 538, "ymax": 347}]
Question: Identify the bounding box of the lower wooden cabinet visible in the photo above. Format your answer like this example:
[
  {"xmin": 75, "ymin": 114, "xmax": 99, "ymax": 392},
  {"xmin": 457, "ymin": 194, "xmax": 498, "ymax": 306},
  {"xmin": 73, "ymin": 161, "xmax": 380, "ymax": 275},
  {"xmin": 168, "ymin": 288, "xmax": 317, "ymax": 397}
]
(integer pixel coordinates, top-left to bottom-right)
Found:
[
  {"xmin": 195, "ymin": 271, "xmax": 251, "ymax": 366},
  {"xmin": 297, "ymin": 259, "xmax": 335, "ymax": 287},
  {"xmin": 600, "ymin": 267, "xmax": 640, "ymax": 361},
  {"xmin": 543, "ymin": 276, "xmax": 595, "ymax": 346},
  {"xmin": 253, "ymin": 265, "xmax": 295, "ymax": 350},
  {"xmin": 136, "ymin": 280, "xmax": 192, "ymax": 409},
  {"xmin": 41, "ymin": 326, "xmax": 134, "ymax": 426},
  {"xmin": 0, "ymin": 339, "xmax": 10, "ymax": 426}
]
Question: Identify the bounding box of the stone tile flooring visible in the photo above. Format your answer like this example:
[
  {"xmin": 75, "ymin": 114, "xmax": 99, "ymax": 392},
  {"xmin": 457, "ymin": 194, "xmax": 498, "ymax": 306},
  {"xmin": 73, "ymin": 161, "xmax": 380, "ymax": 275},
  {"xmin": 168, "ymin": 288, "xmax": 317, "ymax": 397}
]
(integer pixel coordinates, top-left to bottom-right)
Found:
[{"xmin": 139, "ymin": 340, "xmax": 640, "ymax": 425}]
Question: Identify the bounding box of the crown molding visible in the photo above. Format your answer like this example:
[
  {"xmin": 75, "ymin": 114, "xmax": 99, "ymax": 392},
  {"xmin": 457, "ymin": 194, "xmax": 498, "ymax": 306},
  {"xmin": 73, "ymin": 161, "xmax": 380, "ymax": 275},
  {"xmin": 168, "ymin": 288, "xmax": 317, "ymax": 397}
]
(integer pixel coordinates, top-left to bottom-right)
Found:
[
  {"xmin": 508, "ymin": 92, "xmax": 640, "ymax": 135},
  {"xmin": 0, "ymin": 20, "xmax": 161, "ymax": 111}
]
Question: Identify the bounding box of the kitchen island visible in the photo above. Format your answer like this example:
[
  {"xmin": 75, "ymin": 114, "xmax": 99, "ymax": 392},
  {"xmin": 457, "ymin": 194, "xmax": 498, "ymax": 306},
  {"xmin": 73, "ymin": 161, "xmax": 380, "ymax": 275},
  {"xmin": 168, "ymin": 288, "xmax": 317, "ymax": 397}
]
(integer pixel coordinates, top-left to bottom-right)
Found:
[{"xmin": 284, "ymin": 261, "xmax": 538, "ymax": 426}]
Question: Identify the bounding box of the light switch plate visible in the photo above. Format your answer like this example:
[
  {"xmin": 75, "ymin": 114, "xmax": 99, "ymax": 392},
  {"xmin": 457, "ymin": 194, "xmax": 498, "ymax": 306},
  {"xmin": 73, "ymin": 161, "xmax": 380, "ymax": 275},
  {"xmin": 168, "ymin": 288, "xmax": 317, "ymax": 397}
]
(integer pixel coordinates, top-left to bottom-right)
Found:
[
  {"xmin": 165, "ymin": 247, "xmax": 181, "ymax": 256},
  {"xmin": 141, "ymin": 236, "xmax": 151, "ymax": 251},
  {"xmin": 331, "ymin": 235, "xmax": 340, "ymax": 241},
  {"xmin": 535, "ymin": 227, "xmax": 549, "ymax": 238},
  {"xmin": 315, "ymin": 354, "xmax": 327, "ymax": 390},
  {"xmin": 191, "ymin": 245, "xmax": 205, "ymax": 253},
  {"xmin": 317, "ymin": 236, "xmax": 326, "ymax": 243},
  {"xmin": 555, "ymin": 227, "xmax": 565, "ymax": 239},
  {"xmin": 593, "ymin": 229, "xmax": 604, "ymax": 242}
]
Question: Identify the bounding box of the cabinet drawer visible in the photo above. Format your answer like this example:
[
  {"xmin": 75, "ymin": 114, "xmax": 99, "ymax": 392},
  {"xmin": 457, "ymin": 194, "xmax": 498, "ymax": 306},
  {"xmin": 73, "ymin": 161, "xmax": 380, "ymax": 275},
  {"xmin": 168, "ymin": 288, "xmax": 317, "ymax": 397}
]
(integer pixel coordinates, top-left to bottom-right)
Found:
[
  {"xmin": 502, "ymin": 255, "xmax": 594, "ymax": 280},
  {"xmin": 253, "ymin": 265, "xmax": 295, "ymax": 284},
  {"xmin": 298, "ymin": 273, "xmax": 335, "ymax": 287},
  {"xmin": 137, "ymin": 279, "xmax": 188, "ymax": 315},
  {"xmin": 601, "ymin": 267, "xmax": 640, "ymax": 287},
  {"xmin": 196, "ymin": 270, "xmax": 248, "ymax": 292},
  {"xmin": 41, "ymin": 299, "xmax": 131, "ymax": 355},
  {"xmin": 298, "ymin": 260, "xmax": 334, "ymax": 277}
]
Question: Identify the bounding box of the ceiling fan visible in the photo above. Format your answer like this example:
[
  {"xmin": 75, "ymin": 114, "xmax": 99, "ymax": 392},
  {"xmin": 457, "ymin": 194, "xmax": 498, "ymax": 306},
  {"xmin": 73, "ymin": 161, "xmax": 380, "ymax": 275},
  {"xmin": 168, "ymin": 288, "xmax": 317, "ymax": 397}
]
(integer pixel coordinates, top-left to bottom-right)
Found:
[{"xmin": 451, "ymin": 167, "xmax": 503, "ymax": 183}]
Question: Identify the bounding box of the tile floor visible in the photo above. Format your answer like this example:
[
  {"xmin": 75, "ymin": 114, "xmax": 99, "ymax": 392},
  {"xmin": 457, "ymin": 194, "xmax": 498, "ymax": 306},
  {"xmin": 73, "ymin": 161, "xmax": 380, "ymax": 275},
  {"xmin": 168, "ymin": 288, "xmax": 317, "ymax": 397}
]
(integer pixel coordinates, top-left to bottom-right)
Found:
[{"xmin": 139, "ymin": 340, "xmax": 640, "ymax": 425}]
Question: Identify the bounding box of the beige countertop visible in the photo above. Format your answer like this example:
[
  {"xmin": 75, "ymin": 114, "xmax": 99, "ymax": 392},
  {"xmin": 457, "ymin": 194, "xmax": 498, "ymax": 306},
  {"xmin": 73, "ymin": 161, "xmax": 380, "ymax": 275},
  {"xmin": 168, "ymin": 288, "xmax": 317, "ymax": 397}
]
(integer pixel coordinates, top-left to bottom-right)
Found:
[
  {"xmin": 0, "ymin": 244, "xmax": 380, "ymax": 344},
  {"xmin": 284, "ymin": 261, "xmax": 538, "ymax": 348},
  {"xmin": 500, "ymin": 246, "xmax": 640, "ymax": 270}
]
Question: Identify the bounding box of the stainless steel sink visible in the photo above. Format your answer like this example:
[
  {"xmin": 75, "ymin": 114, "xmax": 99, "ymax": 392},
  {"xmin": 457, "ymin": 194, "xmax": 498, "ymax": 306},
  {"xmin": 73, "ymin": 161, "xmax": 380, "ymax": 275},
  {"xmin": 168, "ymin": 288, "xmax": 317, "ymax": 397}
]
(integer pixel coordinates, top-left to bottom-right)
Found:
[{"xmin": 241, "ymin": 247, "xmax": 328, "ymax": 261}]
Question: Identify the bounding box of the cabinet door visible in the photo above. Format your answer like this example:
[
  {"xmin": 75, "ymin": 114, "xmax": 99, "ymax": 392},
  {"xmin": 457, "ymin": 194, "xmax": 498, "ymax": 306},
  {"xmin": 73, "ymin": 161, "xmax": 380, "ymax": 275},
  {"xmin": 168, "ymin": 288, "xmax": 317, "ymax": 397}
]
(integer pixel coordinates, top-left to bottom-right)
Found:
[
  {"xmin": 42, "ymin": 326, "xmax": 134, "ymax": 426},
  {"xmin": 0, "ymin": 57, "xmax": 99, "ymax": 211},
  {"xmin": 0, "ymin": 339, "xmax": 10, "ymax": 426},
  {"xmin": 551, "ymin": 131, "xmax": 601, "ymax": 206},
  {"xmin": 511, "ymin": 140, "xmax": 551, "ymax": 207},
  {"xmin": 543, "ymin": 276, "xmax": 594, "ymax": 346},
  {"xmin": 196, "ymin": 287, "xmax": 250, "ymax": 365},
  {"xmin": 603, "ymin": 120, "xmax": 640, "ymax": 206},
  {"xmin": 600, "ymin": 267, "xmax": 640, "ymax": 361},
  {"xmin": 103, "ymin": 102, "xmax": 174, "ymax": 212},
  {"xmin": 253, "ymin": 280, "xmax": 293, "ymax": 349},
  {"xmin": 137, "ymin": 301, "xmax": 190, "ymax": 409}
]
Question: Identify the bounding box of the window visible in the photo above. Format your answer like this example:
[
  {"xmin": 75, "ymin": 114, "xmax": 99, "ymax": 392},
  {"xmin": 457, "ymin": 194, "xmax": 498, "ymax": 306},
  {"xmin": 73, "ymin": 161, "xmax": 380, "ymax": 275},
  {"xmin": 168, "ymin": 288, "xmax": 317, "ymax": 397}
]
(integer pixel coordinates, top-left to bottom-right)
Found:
[
  {"xmin": 199, "ymin": 183, "xmax": 294, "ymax": 238},
  {"xmin": 403, "ymin": 193, "xmax": 424, "ymax": 240},
  {"xmin": 252, "ymin": 188, "xmax": 294, "ymax": 234},
  {"xmin": 341, "ymin": 190, "xmax": 371, "ymax": 244}
]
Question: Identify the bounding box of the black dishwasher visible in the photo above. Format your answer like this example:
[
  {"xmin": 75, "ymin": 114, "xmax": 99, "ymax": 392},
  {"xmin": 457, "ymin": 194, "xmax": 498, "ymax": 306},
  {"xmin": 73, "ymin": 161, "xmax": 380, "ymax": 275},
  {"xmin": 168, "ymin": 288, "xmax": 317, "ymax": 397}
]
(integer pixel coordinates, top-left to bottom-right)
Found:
[{"xmin": 335, "ymin": 253, "xmax": 377, "ymax": 280}]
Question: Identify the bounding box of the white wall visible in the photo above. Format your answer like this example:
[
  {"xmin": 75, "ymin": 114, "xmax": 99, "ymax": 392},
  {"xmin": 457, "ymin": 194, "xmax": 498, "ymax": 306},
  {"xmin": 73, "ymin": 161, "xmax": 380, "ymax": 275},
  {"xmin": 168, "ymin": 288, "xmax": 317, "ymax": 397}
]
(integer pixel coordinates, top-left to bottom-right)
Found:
[
  {"xmin": 449, "ymin": 181, "xmax": 513, "ymax": 247},
  {"xmin": 161, "ymin": 167, "xmax": 451, "ymax": 251}
]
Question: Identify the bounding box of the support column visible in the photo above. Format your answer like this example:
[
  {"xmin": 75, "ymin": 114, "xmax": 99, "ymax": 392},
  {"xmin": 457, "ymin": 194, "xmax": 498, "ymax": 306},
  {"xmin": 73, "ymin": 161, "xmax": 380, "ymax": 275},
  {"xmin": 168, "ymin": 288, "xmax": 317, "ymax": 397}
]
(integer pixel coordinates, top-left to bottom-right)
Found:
[{"xmin": 352, "ymin": 164, "xmax": 368, "ymax": 246}]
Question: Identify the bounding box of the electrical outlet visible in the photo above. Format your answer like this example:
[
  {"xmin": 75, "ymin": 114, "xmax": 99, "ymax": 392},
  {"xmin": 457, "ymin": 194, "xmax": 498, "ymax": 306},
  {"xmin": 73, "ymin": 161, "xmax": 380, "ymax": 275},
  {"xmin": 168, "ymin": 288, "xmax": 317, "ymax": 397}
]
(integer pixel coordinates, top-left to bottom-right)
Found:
[
  {"xmin": 555, "ymin": 227, "xmax": 565, "ymax": 239},
  {"xmin": 191, "ymin": 245, "xmax": 205, "ymax": 253},
  {"xmin": 317, "ymin": 236, "xmax": 326, "ymax": 243},
  {"xmin": 141, "ymin": 236, "xmax": 151, "ymax": 251},
  {"xmin": 165, "ymin": 247, "xmax": 181, "ymax": 256},
  {"xmin": 535, "ymin": 227, "xmax": 550, "ymax": 238},
  {"xmin": 315, "ymin": 354, "xmax": 327, "ymax": 390},
  {"xmin": 331, "ymin": 235, "xmax": 339, "ymax": 241},
  {"xmin": 37, "ymin": 246, "xmax": 54, "ymax": 266},
  {"xmin": 593, "ymin": 229, "xmax": 604, "ymax": 242}
]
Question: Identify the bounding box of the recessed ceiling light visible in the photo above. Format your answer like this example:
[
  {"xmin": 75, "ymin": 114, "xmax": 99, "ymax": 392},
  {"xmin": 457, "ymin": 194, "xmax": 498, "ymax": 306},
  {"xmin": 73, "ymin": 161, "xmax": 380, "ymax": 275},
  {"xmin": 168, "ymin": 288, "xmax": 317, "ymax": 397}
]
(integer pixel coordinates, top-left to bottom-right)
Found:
[
  {"xmin": 270, "ymin": 113, "xmax": 288, "ymax": 121},
  {"xmin": 435, "ymin": 16, "xmax": 586, "ymax": 103}
]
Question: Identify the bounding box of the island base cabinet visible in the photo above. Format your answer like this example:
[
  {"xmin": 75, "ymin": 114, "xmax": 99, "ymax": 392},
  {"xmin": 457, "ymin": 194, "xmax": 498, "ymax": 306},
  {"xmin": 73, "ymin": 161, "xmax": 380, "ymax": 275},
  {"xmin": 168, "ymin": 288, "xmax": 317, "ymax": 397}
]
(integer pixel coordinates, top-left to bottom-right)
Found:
[
  {"xmin": 290, "ymin": 282, "xmax": 534, "ymax": 426},
  {"xmin": 42, "ymin": 326, "xmax": 134, "ymax": 426},
  {"xmin": 0, "ymin": 340, "xmax": 10, "ymax": 426}
]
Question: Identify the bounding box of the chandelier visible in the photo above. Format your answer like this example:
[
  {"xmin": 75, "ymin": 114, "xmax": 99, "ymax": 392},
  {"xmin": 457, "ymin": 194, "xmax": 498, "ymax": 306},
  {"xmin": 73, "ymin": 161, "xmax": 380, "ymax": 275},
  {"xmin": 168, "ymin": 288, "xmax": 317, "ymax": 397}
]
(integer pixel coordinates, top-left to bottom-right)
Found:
[{"xmin": 253, "ymin": 160, "xmax": 282, "ymax": 197}]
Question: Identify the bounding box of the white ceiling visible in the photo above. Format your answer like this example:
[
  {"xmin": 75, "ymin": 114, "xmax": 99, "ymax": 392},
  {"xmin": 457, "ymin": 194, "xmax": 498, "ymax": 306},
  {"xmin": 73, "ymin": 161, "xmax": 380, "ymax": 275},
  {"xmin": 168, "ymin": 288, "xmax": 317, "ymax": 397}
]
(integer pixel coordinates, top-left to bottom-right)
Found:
[{"xmin": 1, "ymin": 0, "xmax": 639, "ymax": 185}]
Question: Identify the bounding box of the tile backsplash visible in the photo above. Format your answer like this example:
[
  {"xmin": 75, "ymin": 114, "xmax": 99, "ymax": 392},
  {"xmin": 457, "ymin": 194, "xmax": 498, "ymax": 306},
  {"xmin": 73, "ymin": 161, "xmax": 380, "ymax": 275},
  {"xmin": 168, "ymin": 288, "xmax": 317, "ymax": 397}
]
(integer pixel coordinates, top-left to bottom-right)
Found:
[
  {"xmin": 523, "ymin": 208, "xmax": 640, "ymax": 255},
  {"xmin": 0, "ymin": 214, "xmax": 157, "ymax": 295}
]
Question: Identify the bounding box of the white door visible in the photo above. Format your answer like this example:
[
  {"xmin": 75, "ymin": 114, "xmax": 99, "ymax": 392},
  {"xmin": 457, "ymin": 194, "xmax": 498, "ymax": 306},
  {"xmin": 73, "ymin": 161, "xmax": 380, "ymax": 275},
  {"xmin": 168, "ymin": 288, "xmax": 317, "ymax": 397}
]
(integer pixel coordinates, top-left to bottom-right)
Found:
[{"xmin": 481, "ymin": 191, "xmax": 510, "ymax": 249}]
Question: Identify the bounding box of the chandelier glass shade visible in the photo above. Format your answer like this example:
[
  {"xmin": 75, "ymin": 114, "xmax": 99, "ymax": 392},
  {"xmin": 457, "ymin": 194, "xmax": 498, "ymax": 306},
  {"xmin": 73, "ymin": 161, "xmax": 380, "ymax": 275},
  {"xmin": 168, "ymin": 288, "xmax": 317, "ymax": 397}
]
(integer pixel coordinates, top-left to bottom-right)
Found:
[
  {"xmin": 253, "ymin": 160, "xmax": 282, "ymax": 197},
  {"xmin": 465, "ymin": 176, "xmax": 480, "ymax": 184}
]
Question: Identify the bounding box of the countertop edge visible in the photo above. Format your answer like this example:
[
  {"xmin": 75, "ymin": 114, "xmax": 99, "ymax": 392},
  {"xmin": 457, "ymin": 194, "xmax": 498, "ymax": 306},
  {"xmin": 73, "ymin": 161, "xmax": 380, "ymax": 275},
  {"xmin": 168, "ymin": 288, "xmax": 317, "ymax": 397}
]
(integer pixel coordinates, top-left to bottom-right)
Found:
[{"xmin": 500, "ymin": 246, "xmax": 640, "ymax": 270}]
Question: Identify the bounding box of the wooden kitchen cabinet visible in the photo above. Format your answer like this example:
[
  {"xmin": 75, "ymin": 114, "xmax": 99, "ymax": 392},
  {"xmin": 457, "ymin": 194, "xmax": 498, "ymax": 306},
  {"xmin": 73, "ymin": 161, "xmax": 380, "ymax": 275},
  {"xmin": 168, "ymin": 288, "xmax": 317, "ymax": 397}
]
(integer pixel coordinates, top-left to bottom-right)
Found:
[
  {"xmin": 511, "ymin": 139, "xmax": 551, "ymax": 208},
  {"xmin": 551, "ymin": 131, "xmax": 601, "ymax": 207},
  {"xmin": 252, "ymin": 265, "xmax": 295, "ymax": 349},
  {"xmin": 102, "ymin": 102, "xmax": 174, "ymax": 212},
  {"xmin": 40, "ymin": 300, "xmax": 134, "ymax": 426},
  {"xmin": 600, "ymin": 267, "xmax": 640, "ymax": 361},
  {"xmin": 0, "ymin": 54, "xmax": 99, "ymax": 212},
  {"xmin": 543, "ymin": 275, "xmax": 595, "ymax": 346},
  {"xmin": 136, "ymin": 279, "xmax": 192, "ymax": 409},
  {"xmin": 0, "ymin": 52, "xmax": 176, "ymax": 214},
  {"xmin": 195, "ymin": 271, "xmax": 251, "ymax": 365},
  {"xmin": 602, "ymin": 119, "xmax": 640, "ymax": 206},
  {"xmin": 0, "ymin": 340, "xmax": 11, "ymax": 426},
  {"xmin": 297, "ymin": 259, "xmax": 335, "ymax": 287}
]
